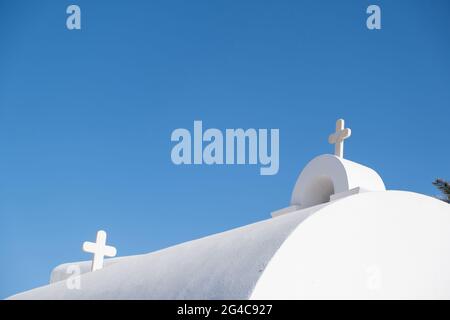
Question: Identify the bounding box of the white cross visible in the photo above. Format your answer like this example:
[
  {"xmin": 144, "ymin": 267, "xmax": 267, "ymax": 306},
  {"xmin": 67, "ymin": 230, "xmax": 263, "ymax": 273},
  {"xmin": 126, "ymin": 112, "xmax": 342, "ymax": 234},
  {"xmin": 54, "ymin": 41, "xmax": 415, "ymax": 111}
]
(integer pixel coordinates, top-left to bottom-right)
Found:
[
  {"xmin": 82, "ymin": 230, "xmax": 117, "ymax": 272},
  {"xmin": 328, "ymin": 119, "xmax": 351, "ymax": 158}
]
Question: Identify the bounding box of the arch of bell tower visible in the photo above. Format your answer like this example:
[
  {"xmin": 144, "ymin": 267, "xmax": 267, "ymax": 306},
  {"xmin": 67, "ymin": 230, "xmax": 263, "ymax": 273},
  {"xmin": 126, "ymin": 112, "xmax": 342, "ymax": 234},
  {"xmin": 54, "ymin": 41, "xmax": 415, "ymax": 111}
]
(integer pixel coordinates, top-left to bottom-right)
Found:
[{"xmin": 290, "ymin": 154, "xmax": 386, "ymax": 209}]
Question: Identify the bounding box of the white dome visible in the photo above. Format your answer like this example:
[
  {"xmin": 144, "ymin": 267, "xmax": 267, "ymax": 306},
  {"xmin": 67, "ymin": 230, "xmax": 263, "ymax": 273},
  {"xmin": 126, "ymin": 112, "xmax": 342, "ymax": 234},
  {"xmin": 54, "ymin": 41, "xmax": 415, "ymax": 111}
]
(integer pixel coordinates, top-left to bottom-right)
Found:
[{"xmin": 252, "ymin": 191, "xmax": 450, "ymax": 299}]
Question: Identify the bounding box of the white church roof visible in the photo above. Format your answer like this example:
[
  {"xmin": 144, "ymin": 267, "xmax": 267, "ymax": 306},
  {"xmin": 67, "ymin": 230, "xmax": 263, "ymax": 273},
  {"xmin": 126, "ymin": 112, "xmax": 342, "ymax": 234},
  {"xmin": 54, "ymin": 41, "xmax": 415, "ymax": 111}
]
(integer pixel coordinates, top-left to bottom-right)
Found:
[
  {"xmin": 9, "ymin": 203, "xmax": 323, "ymax": 299},
  {"xmin": 9, "ymin": 189, "xmax": 450, "ymax": 300},
  {"xmin": 8, "ymin": 119, "xmax": 450, "ymax": 300}
]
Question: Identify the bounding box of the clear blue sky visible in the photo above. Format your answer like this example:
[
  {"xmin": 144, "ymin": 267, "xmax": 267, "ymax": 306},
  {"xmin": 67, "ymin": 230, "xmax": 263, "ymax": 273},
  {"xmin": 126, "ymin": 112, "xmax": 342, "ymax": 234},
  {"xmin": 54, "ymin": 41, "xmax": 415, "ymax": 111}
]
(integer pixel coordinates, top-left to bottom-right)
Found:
[{"xmin": 1, "ymin": 0, "xmax": 449, "ymax": 298}]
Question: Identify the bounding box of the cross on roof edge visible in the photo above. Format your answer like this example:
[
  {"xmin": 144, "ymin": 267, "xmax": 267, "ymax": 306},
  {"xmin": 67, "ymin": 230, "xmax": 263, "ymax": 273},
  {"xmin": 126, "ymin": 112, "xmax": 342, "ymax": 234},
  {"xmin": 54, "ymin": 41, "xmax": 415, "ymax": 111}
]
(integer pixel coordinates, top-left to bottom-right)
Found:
[
  {"xmin": 82, "ymin": 230, "xmax": 117, "ymax": 272},
  {"xmin": 328, "ymin": 119, "xmax": 351, "ymax": 158}
]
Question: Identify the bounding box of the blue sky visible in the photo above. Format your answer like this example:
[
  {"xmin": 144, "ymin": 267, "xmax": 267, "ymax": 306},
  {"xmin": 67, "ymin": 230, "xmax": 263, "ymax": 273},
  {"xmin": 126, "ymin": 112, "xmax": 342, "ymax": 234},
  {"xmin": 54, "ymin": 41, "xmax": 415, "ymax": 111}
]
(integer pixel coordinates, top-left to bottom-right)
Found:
[{"xmin": 1, "ymin": 0, "xmax": 449, "ymax": 298}]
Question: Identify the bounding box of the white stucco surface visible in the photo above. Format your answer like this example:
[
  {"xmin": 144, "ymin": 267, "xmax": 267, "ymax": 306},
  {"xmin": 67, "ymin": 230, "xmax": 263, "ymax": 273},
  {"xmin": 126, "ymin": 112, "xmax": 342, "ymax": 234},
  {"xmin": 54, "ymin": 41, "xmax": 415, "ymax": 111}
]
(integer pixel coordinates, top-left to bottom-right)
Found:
[
  {"xmin": 9, "ymin": 190, "xmax": 450, "ymax": 300},
  {"xmin": 8, "ymin": 203, "xmax": 322, "ymax": 300},
  {"xmin": 252, "ymin": 191, "xmax": 450, "ymax": 300}
]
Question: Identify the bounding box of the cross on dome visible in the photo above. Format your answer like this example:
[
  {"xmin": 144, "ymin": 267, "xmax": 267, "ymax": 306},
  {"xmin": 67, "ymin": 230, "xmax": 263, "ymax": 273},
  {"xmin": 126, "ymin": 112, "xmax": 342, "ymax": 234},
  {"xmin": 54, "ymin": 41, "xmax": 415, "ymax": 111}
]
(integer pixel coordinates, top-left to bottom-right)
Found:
[
  {"xmin": 328, "ymin": 119, "xmax": 351, "ymax": 158},
  {"xmin": 82, "ymin": 230, "xmax": 117, "ymax": 272}
]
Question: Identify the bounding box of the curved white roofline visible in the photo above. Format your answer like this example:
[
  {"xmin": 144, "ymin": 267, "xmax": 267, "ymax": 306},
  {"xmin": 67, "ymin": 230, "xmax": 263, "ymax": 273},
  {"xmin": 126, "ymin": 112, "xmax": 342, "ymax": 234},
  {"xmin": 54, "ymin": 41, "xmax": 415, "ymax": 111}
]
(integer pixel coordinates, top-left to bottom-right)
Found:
[
  {"xmin": 252, "ymin": 191, "xmax": 450, "ymax": 299},
  {"xmin": 8, "ymin": 204, "xmax": 323, "ymax": 300},
  {"xmin": 8, "ymin": 191, "xmax": 450, "ymax": 300}
]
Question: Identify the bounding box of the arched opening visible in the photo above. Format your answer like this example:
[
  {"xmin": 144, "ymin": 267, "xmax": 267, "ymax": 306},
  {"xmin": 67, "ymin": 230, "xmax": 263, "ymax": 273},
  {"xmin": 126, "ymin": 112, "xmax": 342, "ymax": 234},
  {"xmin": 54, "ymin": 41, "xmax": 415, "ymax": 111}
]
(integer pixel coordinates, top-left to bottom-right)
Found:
[{"xmin": 301, "ymin": 175, "xmax": 335, "ymax": 208}]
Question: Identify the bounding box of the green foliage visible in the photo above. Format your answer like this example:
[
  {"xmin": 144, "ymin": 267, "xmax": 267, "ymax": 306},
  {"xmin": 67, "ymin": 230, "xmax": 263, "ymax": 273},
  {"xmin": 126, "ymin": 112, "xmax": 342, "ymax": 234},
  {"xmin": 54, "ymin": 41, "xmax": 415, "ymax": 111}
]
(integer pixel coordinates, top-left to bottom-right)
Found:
[{"xmin": 433, "ymin": 179, "xmax": 450, "ymax": 204}]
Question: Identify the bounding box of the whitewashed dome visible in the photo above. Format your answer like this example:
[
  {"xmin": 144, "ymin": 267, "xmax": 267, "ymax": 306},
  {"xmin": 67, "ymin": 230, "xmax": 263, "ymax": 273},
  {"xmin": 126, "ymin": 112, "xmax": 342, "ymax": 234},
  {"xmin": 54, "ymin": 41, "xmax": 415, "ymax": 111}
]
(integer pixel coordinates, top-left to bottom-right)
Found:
[{"xmin": 252, "ymin": 190, "xmax": 450, "ymax": 299}]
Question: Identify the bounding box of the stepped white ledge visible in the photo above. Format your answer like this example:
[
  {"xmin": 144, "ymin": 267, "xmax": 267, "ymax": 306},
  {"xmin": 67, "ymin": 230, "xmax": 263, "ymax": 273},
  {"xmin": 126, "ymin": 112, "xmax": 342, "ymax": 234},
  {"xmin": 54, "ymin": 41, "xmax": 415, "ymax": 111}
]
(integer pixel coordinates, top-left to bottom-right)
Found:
[{"xmin": 330, "ymin": 187, "xmax": 364, "ymax": 202}]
